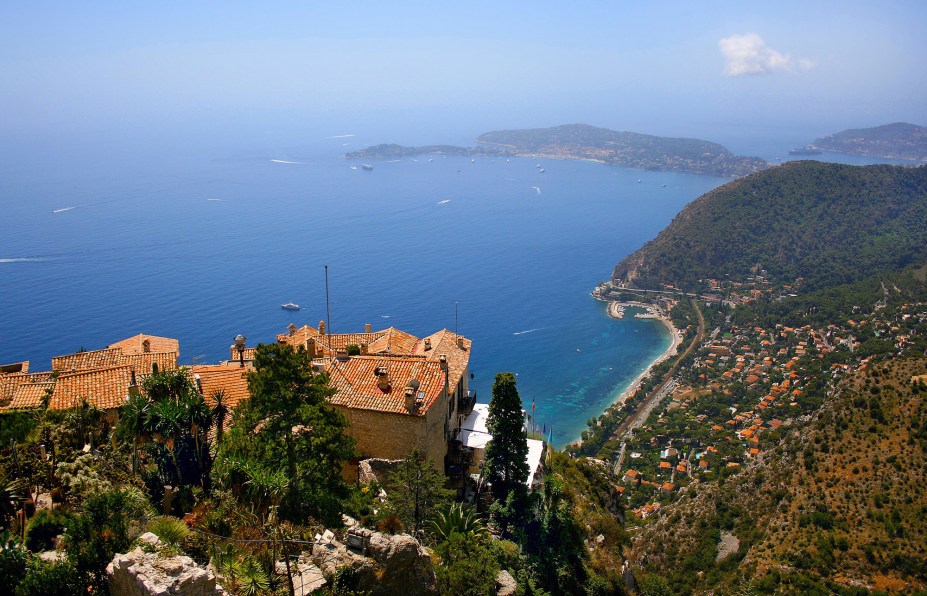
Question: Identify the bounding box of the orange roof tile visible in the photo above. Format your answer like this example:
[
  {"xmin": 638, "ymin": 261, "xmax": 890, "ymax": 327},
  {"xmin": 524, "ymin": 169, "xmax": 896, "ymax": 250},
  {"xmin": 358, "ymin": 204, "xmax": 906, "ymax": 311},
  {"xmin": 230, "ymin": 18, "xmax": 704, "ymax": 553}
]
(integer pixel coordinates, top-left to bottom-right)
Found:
[
  {"xmin": 49, "ymin": 365, "xmax": 134, "ymax": 410},
  {"xmin": 52, "ymin": 348, "xmax": 124, "ymax": 373},
  {"xmin": 125, "ymin": 352, "xmax": 178, "ymax": 379},
  {"xmin": 659, "ymin": 461, "xmax": 672, "ymax": 469},
  {"xmin": 416, "ymin": 329, "xmax": 472, "ymax": 393},
  {"xmin": 108, "ymin": 334, "xmax": 180, "ymax": 356},
  {"xmin": 7, "ymin": 381, "xmax": 54, "ymax": 410},
  {"xmin": 327, "ymin": 356, "xmax": 445, "ymax": 416},
  {"xmin": 190, "ymin": 365, "xmax": 251, "ymax": 409}
]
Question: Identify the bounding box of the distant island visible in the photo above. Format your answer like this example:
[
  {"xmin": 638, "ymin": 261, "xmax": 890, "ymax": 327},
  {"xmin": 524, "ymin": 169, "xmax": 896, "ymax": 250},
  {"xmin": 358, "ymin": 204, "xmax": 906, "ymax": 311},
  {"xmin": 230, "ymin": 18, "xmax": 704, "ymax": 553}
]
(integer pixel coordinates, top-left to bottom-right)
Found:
[
  {"xmin": 346, "ymin": 123, "xmax": 770, "ymax": 177},
  {"xmin": 809, "ymin": 122, "xmax": 927, "ymax": 161}
]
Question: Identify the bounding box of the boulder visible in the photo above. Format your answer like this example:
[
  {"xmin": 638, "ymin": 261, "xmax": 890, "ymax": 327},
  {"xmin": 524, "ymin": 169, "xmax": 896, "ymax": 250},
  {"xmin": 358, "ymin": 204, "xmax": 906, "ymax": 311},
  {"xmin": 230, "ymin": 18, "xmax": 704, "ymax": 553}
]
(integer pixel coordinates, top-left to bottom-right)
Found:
[{"xmin": 107, "ymin": 539, "xmax": 228, "ymax": 596}]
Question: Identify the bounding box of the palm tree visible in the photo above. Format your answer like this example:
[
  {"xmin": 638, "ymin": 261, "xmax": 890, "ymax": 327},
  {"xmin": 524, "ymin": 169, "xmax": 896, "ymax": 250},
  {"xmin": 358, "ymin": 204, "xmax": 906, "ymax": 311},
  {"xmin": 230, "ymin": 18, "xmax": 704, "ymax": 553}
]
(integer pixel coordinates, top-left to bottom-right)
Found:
[{"xmin": 210, "ymin": 390, "xmax": 228, "ymax": 447}]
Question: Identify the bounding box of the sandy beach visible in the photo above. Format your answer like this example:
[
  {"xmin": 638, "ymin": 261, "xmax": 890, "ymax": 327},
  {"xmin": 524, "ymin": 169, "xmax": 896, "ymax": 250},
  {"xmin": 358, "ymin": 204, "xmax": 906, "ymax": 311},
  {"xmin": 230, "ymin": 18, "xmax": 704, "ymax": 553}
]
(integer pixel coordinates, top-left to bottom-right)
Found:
[{"xmin": 606, "ymin": 301, "xmax": 682, "ymax": 407}]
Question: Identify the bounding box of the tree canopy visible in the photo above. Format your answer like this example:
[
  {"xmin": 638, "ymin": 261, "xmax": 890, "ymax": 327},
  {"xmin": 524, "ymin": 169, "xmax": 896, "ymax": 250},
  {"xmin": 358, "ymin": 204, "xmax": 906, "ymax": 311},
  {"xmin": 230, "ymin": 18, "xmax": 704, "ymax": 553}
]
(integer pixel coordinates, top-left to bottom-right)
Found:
[
  {"xmin": 485, "ymin": 372, "xmax": 529, "ymax": 499},
  {"xmin": 213, "ymin": 343, "xmax": 356, "ymax": 525}
]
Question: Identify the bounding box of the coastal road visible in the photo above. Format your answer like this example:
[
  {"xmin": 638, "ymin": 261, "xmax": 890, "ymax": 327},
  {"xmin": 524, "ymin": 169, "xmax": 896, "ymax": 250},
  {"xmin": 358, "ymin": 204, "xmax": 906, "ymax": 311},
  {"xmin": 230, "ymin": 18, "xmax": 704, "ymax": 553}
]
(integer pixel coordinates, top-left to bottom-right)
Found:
[{"xmin": 613, "ymin": 299, "xmax": 705, "ymax": 438}]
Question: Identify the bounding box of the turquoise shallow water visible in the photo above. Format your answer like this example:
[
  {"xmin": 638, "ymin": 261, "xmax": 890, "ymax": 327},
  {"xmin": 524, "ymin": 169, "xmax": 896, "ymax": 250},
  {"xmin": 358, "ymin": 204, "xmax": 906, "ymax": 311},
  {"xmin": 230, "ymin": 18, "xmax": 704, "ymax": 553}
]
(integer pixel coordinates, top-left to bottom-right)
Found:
[{"xmin": 0, "ymin": 130, "xmax": 727, "ymax": 446}]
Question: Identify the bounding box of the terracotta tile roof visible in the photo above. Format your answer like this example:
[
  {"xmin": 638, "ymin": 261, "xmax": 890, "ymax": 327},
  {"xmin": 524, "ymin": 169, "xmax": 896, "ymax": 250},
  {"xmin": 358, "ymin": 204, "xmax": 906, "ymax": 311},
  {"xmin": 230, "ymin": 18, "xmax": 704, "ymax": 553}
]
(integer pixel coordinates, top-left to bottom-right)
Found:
[
  {"xmin": 48, "ymin": 365, "xmax": 134, "ymax": 411},
  {"xmin": 125, "ymin": 352, "xmax": 178, "ymax": 379},
  {"xmin": 0, "ymin": 361, "xmax": 29, "ymax": 374},
  {"xmin": 52, "ymin": 348, "xmax": 124, "ymax": 373},
  {"xmin": 327, "ymin": 356, "xmax": 445, "ymax": 416},
  {"xmin": 366, "ymin": 327, "xmax": 420, "ymax": 356},
  {"xmin": 276, "ymin": 325, "xmax": 321, "ymax": 348},
  {"xmin": 1, "ymin": 371, "xmax": 55, "ymax": 409},
  {"xmin": 108, "ymin": 334, "xmax": 180, "ymax": 356},
  {"xmin": 228, "ymin": 346, "xmax": 257, "ymax": 362},
  {"xmin": 189, "ymin": 365, "xmax": 251, "ymax": 409},
  {"xmin": 416, "ymin": 329, "xmax": 472, "ymax": 392},
  {"xmin": 8, "ymin": 381, "xmax": 55, "ymax": 410}
]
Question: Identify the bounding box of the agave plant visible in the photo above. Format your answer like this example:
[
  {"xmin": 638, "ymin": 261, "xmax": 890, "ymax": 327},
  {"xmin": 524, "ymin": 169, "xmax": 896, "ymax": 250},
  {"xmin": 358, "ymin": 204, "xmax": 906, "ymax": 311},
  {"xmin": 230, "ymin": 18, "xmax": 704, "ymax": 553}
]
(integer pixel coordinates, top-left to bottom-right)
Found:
[
  {"xmin": 146, "ymin": 515, "xmax": 191, "ymax": 549},
  {"xmin": 0, "ymin": 473, "xmax": 26, "ymax": 526},
  {"xmin": 430, "ymin": 502, "xmax": 488, "ymax": 543}
]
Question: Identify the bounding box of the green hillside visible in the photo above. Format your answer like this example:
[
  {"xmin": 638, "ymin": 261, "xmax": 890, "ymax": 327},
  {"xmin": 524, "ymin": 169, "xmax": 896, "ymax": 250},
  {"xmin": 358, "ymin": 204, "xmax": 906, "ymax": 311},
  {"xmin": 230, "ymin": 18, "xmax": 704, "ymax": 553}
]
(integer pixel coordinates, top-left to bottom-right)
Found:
[
  {"xmin": 631, "ymin": 356, "xmax": 927, "ymax": 593},
  {"xmin": 612, "ymin": 161, "xmax": 927, "ymax": 292}
]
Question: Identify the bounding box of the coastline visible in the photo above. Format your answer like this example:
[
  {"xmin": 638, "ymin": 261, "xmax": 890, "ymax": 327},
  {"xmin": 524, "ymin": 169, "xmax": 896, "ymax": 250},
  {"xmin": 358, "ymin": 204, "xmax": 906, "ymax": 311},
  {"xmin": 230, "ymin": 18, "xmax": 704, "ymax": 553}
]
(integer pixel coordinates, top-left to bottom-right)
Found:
[{"xmin": 605, "ymin": 300, "xmax": 681, "ymax": 409}]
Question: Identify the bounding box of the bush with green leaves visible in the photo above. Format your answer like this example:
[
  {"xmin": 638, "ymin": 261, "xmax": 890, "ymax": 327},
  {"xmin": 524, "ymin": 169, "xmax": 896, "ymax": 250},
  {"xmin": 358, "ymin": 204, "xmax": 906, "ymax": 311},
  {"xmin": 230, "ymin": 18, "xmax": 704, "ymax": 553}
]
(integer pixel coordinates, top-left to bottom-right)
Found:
[
  {"xmin": 24, "ymin": 509, "xmax": 75, "ymax": 552},
  {"xmin": 145, "ymin": 515, "xmax": 190, "ymax": 550},
  {"xmin": 0, "ymin": 532, "xmax": 28, "ymax": 595},
  {"xmin": 15, "ymin": 558, "xmax": 84, "ymax": 596}
]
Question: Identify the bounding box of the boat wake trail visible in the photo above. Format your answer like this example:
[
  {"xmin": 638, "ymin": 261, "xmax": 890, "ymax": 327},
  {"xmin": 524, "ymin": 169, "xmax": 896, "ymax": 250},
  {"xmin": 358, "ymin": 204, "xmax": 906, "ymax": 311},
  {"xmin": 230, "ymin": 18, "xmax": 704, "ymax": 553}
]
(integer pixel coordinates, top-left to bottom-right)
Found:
[
  {"xmin": 325, "ymin": 134, "xmax": 355, "ymax": 139},
  {"xmin": 532, "ymin": 186, "xmax": 541, "ymax": 195},
  {"xmin": 0, "ymin": 257, "xmax": 50, "ymax": 264},
  {"xmin": 270, "ymin": 159, "xmax": 308, "ymax": 165},
  {"xmin": 436, "ymin": 199, "xmax": 451, "ymax": 205},
  {"xmin": 513, "ymin": 328, "xmax": 543, "ymax": 336},
  {"xmin": 53, "ymin": 206, "xmax": 79, "ymax": 213}
]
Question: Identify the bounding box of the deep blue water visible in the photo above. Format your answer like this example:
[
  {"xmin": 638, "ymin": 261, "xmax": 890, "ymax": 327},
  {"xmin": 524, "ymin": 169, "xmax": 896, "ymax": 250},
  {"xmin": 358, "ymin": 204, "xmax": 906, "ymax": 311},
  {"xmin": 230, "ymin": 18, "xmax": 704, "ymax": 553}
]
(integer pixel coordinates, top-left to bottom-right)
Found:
[{"xmin": 0, "ymin": 127, "xmax": 913, "ymax": 446}]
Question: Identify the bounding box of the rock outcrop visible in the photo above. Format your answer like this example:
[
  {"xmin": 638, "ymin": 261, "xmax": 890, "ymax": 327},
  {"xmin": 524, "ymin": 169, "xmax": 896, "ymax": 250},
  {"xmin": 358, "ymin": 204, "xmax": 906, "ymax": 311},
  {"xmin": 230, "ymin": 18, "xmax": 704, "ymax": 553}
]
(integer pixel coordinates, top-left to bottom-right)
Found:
[
  {"xmin": 107, "ymin": 533, "xmax": 228, "ymax": 596},
  {"xmin": 311, "ymin": 528, "xmax": 437, "ymax": 595}
]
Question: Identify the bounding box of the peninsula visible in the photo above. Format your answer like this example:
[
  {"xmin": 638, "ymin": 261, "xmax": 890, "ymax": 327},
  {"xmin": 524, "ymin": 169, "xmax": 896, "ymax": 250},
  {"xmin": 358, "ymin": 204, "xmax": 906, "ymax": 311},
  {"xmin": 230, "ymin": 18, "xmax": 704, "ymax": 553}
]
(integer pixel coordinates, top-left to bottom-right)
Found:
[
  {"xmin": 346, "ymin": 123, "xmax": 770, "ymax": 177},
  {"xmin": 809, "ymin": 122, "xmax": 927, "ymax": 161}
]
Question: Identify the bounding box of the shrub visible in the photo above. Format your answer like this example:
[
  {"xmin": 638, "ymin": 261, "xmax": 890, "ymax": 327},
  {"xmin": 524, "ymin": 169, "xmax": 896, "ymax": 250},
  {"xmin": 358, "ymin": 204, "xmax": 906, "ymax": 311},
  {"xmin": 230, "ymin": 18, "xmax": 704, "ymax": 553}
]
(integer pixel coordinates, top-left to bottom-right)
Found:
[
  {"xmin": 146, "ymin": 516, "xmax": 191, "ymax": 550},
  {"xmin": 15, "ymin": 559, "xmax": 83, "ymax": 596},
  {"xmin": 24, "ymin": 509, "xmax": 75, "ymax": 552}
]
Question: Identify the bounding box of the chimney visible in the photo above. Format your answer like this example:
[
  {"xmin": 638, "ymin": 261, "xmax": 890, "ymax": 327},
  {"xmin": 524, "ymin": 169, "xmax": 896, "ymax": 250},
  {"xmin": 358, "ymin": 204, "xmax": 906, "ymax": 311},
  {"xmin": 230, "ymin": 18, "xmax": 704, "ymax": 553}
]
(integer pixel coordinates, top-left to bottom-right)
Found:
[
  {"xmin": 319, "ymin": 320, "xmax": 326, "ymax": 335},
  {"xmin": 457, "ymin": 336, "xmax": 467, "ymax": 349},
  {"xmin": 365, "ymin": 323, "xmax": 371, "ymax": 333},
  {"xmin": 360, "ymin": 343, "xmax": 368, "ymax": 355},
  {"xmin": 336, "ymin": 348, "xmax": 349, "ymax": 361},
  {"xmin": 406, "ymin": 379, "xmax": 421, "ymax": 412},
  {"xmin": 194, "ymin": 374, "xmax": 203, "ymax": 394},
  {"xmin": 424, "ymin": 338, "xmax": 432, "ymax": 350},
  {"xmin": 288, "ymin": 323, "xmax": 296, "ymax": 336},
  {"xmin": 306, "ymin": 338, "xmax": 317, "ymax": 357},
  {"xmin": 128, "ymin": 370, "xmax": 139, "ymax": 397},
  {"xmin": 439, "ymin": 354, "xmax": 448, "ymax": 371},
  {"xmin": 142, "ymin": 339, "xmax": 151, "ymax": 353},
  {"xmin": 375, "ymin": 366, "xmax": 390, "ymax": 391}
]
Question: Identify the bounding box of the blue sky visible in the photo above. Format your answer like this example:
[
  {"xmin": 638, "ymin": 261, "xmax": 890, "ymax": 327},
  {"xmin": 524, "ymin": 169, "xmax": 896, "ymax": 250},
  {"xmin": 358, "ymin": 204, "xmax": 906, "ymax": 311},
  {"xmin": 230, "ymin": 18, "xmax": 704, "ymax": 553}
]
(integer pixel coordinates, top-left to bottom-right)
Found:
[{"xmin": 2, "ymin": 1, "xmax": 926, "ymax": 143}]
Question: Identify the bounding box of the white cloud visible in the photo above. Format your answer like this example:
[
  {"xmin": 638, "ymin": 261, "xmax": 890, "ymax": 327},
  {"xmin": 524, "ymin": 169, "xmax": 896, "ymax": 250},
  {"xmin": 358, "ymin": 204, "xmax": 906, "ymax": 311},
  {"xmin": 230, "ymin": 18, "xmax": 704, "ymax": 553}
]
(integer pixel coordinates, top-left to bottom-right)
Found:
[{"xmin": 718, "ymin": 33, "xmax": 813, "ymax": 76}]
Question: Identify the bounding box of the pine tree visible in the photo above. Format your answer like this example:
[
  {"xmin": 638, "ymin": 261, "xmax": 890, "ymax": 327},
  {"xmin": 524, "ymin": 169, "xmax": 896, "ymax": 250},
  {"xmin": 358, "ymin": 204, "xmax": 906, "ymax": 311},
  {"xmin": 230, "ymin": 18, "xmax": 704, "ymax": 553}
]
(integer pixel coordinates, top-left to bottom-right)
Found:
[{"xmin": 485, "ymin": 372, "xmax": 529, "ymax": 500}]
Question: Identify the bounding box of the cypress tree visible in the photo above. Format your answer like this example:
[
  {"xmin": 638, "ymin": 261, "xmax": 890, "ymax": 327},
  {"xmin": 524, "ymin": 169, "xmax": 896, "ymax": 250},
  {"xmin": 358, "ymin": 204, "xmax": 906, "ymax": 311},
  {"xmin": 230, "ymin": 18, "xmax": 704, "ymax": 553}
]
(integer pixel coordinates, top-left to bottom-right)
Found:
[{"xmin": 485, "ymin": 372, "xmax": 529, "ymax": 499}]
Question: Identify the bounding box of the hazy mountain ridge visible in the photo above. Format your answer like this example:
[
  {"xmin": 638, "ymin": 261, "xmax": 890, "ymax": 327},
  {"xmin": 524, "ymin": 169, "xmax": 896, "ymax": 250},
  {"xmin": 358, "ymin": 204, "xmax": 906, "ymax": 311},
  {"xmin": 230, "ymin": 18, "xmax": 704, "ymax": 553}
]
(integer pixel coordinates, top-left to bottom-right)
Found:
[
  {"xmin": 612, "ymin": 161, "xmax": 927, "ymax": 292},
  {"xmin": 811, "ymin": 122, "xmax": 927, "ymax": 162}
]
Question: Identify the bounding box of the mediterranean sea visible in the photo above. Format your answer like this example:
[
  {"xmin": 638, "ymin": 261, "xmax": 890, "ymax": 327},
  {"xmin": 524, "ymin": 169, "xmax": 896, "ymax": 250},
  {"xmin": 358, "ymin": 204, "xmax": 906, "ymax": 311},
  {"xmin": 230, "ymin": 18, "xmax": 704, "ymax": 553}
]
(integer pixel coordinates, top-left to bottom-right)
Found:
[{"xmin": 0, "ymin": 124, "xmax": 910, "ymax": 447}]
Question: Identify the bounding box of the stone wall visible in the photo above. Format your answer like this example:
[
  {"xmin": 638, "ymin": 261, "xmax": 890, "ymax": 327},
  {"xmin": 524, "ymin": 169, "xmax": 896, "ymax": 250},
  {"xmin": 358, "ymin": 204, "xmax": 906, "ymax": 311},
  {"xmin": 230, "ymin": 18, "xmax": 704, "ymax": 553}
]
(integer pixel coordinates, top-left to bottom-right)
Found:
[{"xmin": 336, "ymin": 402, "xmax": 449, "ymax": 470}]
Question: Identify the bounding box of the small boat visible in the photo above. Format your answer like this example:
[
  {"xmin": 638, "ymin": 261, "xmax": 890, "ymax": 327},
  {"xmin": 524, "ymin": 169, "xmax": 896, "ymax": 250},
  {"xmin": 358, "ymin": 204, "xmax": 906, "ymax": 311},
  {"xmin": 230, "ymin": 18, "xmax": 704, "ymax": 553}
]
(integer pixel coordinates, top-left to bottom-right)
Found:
[
  {"xmin": 538, "ymin": 168, "xmax": 545, "ymax": 173},
  {"xmin": 281, "ymin": 303, "xmax": 301, "ymax": 311},
  {"xmin": 362, "ymin": 164, "xmax": 373, "ymax": 171}
]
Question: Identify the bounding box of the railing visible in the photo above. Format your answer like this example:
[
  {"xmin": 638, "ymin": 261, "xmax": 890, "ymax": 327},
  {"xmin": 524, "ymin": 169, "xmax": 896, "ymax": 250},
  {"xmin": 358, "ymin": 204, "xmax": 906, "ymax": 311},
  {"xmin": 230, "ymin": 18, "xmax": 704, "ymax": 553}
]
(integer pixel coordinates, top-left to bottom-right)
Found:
[{"xmin": 458, "ymin": 390, "xmax": 477, "ymax": 415}]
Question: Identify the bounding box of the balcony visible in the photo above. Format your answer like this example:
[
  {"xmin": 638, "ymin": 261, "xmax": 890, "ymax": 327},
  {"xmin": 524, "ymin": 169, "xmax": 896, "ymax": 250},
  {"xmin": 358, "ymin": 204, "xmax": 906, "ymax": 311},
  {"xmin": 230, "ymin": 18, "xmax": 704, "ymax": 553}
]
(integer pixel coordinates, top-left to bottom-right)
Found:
[{"xmin": 457, "ymin": 390, "xmax": 477, "ymax": 416}]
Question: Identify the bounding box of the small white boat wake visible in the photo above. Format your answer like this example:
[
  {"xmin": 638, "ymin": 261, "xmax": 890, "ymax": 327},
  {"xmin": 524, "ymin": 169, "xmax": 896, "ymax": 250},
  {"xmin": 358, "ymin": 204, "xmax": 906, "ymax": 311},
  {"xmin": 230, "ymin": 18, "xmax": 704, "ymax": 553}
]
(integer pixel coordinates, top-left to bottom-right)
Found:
[
  {"xmin": 207, "ymin": 198, "xmax": 223, "ymax": 202},
  {"xmin": 270, "ymin": 159, "xmax": 308, "ymax": 165},
  {"xmin": 0, "ymin": 257, "xmax": 48, "ymax": 263},
  {"xmin": 531, "ymin": 186, "xmax": 541, "ymax": 195},
  {"xmin": 513, "ymin": 328, "xmax": 543, "ymax": 336},
  {"xmin": 436, "ymin": 199, "xmax": 451, "ymax": 205},
  {"xmin": 53, "ymin": 206, "xmax": 78, "ymax": 213},
  {"xmin": 325, "ymin": 134, "xmax": 355, "ymax": 139}
]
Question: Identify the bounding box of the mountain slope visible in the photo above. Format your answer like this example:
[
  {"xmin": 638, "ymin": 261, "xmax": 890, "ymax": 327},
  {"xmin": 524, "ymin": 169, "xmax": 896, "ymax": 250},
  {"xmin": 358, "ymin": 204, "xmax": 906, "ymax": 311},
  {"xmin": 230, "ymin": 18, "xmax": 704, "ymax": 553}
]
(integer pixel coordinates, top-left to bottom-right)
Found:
[
  {"xmin": 612, "ymin": 161, "xmax": 927, "ymax": 292},
  {"xmin": 811, "ymin": 122, "xmax": 927, "ymax": 161},
  {"xmin": 630, "ymin": 356, "xmax": 927, "ymax": 593}
]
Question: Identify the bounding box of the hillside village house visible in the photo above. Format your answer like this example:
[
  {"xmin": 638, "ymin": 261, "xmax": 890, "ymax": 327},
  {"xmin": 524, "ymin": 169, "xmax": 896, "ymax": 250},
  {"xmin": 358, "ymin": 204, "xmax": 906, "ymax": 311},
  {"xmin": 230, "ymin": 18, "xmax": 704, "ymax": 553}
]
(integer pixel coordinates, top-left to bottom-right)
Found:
[
  {"xmin": 1, "ymin": 323, "xmax": 544, "ymax": 492},
  {"xmin": 0, "ymin": 325, "xmax": 479, "ymax": 475}
]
